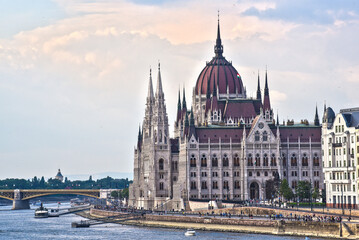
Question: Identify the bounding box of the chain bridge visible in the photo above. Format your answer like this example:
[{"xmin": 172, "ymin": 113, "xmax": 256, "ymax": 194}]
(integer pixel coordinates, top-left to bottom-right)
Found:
[{"xmin": 0, "ymin": 189, "xmax": 101, "ymax": 210}]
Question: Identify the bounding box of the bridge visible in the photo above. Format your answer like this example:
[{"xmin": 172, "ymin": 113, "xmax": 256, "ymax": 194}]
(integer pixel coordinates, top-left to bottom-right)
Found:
[{"xmin": 0, "ymin": 189, "xmax": 101, "ymax": 210}]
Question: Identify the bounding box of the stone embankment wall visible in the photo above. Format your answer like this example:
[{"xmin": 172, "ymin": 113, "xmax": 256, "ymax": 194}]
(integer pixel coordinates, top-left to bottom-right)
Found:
[{"xmin": 89, "ymin": 208, "xmax": 357, "ymax": 239}]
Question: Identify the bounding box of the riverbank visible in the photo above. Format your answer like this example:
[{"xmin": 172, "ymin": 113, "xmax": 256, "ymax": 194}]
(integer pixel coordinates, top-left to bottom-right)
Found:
[{"xmin": 79, "ymin": 208, "xmax": 359, "ymax": 239}]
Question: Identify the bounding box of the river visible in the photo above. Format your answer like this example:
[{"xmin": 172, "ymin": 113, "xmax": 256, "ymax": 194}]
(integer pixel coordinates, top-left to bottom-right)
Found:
[{"xmin": 0, "ymin": 203, "xmax": 326, "ymax": 240}]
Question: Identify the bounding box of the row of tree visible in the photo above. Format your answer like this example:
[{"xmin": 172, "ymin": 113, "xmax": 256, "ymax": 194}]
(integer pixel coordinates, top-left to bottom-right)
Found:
[
  {"xmin": 277, "ymin": 179, "xmax": 323, "ymax": 202},
  {"xmin": 0, "ymin": 176, "xmax": 132, "ymax": 190}
]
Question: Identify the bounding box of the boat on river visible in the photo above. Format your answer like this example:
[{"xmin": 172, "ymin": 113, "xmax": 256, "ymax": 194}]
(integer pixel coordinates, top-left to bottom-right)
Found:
[
  {"xmin": 48, "ymin": 208, "xmax": 60, "ymax": 217},
  {"xmin": 184, "ymin": 229, "xmax": 196, "ymax": 236},
  {"xmin": 34, "ymin": 203, "xmax": 48, "ymax": 218}
]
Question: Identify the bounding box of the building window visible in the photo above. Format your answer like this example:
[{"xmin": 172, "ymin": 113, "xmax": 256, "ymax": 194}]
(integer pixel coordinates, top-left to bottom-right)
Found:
[
  {"xmin": 234, "ymin": 181, "xmax": 240, "ymax": 189},
  {"xmin": 212, "ymin": 154, "xmax": 218, "ymax": 167},
  {"xmin": 234, "ymin": 153, "xmax": 240, "ymax": 167},
  {"xmin": 159, "ymin": 159, "xmax": 164, "ymax": 170},
  {"xmin": 313, "ymin": 153, "xmax": 320, "ymax": 167},
  {"xmin": 212, "ymin": 172, "xmax": 218, "ymax": 177},
  {"xmin": 201, "ymin": 181, "xmax": 207, "ymax": 189},
  {"xmin": 223, "ymin": 181, "xmax": 229, "ymax": 189},
  {"xmin": 291, "ymin": 154, "xmax": 297, "ymax": 166},
  {"xmin": 282, "ymin": 154, "xmax": 287, "ymax": 166},
  {"xmin": 247, "ymin": 154, "xmax": 253, "ymax": 166},
  {"xmin": 255, "ymin": 154, "xmax": 261, "ymax": 166},
  {"xmin": 257, "ymin": 171, "xmax": 260, "ymax": 177},
  {"xmin": 255, "ymin": 131, "xmax": 260, "ymax": 141},
  {"xmin": 201, "ymin": 154, "xmax": 207, "ymax": 167},
  {"xmin": 191, "ymin": 181, "xmax": 197, "ymax": 190},
  {"xmin": 223, "ymin": 154, "xmax": 229, "ymax": 167},
  {"xmin": 249, "ymin": 172, "xmax": 252, "ymax": 177},
  {"xmin": 270, "ymin": 154, "xmax": 276, "ymax": 166},
  {"xmin": 291, "ymin": 181, "xmax": 297, "ymax": 188},
  {"xmin": 265, "ymin": 171, "xmax": 268, "ymax": 176},
  {"xmin": 212, "ymin": 181, "xmax": 218, "ymax": 189},
  {"xmin": 263, "ymin": 131, "xmax": 268, "ymax": 141},
  {"xmin": 159, "ymin": 182, "xmax": 164, "ymax": 190},
  {"xmin": 302, "ymin": 153, "xmax": 308, "ymax": 167},
  {"xmin": 190, "ymin": 154, "xmax": 196, "ymax": 168},
  {"xmin": 263, "ymin": 154, "xmax": 268, "ymax": 166}
]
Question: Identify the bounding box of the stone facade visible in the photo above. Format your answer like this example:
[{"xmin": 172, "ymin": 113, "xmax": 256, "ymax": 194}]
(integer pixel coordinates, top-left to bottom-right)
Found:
[
  {"xmin": 322, "ymin": 107, "xmax": 359, "ymax": 209},
  {"xmin": 129, "ymin": 21, "xmax": 323, "ymax": 211}
]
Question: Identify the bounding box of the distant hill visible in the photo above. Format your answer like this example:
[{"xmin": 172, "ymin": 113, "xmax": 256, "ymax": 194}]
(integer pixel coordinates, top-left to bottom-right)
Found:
[{"xmin": 65, "ymin": 172, "xmax": 133, "ymax": 181}]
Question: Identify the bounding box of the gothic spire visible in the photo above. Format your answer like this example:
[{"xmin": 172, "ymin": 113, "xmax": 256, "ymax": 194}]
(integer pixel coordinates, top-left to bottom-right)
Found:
[
  {"xmin": 314, "ymin": 105, "xmax": 320, "ymax": 126},
  {"xmin": 276, "ymin": 112, "xmax": 279, "ymax": 126},
  {"xmin": 190, "ymin": 108, "xmax": 194, "ymax": 126},
  {"xmin": 263, "ymin": 69, "xmax": 271, "ymax": 111},
  {"xmin": 256, "ymin": 71, "xmax": 261, "ymax": 101},
  {"xmin": 147, "ymin": 68, "xmax": 154, "ymax": 100},
  {"xmin": 214, "ymin": 13, "xmax": 223, "ymax": 57},
  {"xmin": 176, "ymin": 89, "xmax": 181, "ymax": 122},
  {"xmin": 182, "ymin": 87, "xmax": 187, "ymax": 109},
  {"xmin": 184, "ymin": 111, "xmax": 189, "ymax": 127},
  {"xmin": 156, "ymin": 62, "xmax": 163, "ymax": 97}
]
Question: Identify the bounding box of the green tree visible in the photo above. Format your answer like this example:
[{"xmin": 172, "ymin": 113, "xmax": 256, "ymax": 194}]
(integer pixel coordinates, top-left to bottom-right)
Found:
[
  {"xmin": 279, "ymin": 179, "xmax": 294, "ymax": 201},
  {"xmin": 122, "ymin": 188, "xmax": 129, "ymax": 199},
  {"xmin": 296, "ymin": 181, "xmax": 311, "ymax": 201},
  {"xmin": 312, "ymin": 187, "xmax": 320, "ymax": 202}
]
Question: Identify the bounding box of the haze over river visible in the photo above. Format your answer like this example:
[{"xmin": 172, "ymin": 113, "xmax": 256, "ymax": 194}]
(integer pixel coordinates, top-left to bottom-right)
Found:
[{"xmin": 0, "ymin": 203, "xmax": 326, "ymax": 240}]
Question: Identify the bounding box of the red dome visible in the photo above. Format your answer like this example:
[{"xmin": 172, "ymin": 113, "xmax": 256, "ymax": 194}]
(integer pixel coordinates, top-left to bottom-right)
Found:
[
  {"xmin": 195, "ymin": 21, "xmax": 244, "ymax": 96},
  {"xmin": 195, "ymin": 57, "xmax": 244, "ymax": 95}
]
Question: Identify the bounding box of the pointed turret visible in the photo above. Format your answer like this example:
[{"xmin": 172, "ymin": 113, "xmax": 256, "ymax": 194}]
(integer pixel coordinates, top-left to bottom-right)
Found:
[
  {"xmin": 256, "ymin": 72, "xmax": 261, "ymax": 101},
  {"xmin": 137, "ymin": 124, "xmax": 142, "ymax": 150},
  {"xmin": 314, "ymin": 105, "xmax": 320, "ymax": 126},
  {"xmin": 176, "ymin": 89, "xmax": 182, "ymax": 122},
  {"xmin": 182, "ymin": 87, "xmax": 187, "ymax": 109},
  {"xmin": 147, "ymin": 69, "xmax": 154, "ymax": 101},
  {"xmin": 263, "ymin": 70, "xmax": 271, "ymax": 111},
  {"xmin": 184, "ymin": 111, "xmax": 189, "ymax": 127},
  {"xmin": 322, "ymin": 102, "xmax": 327, "ymax": 123},
  {"xmin": 214, "ymin": 15, "xmax": 223, "ymax": 57},
  {"xmin": 155, "ymin": 63, "xmax": 163, "ymax": 97},
  {"xmin": 276, "ymin": 112, "xmax": 279, "ymax": 126}
]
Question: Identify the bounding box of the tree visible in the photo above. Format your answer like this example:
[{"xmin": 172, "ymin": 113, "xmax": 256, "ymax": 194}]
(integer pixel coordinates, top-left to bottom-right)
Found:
[
  {"xmin": 39, "ymin": 176, "xmax": 45, "ymax": 188},
  {"xmin": 321, "ymin": 188, "xmax": 326, "ymax": 203},
  {"xmin": 296, "ymin": 181, "xmax": 311, "ymax": 201},
  {"xmin": 89, "ymin": 175, "xmax": 93, "ymax": 182},
  {"xmin": 122, "ymin": 188, "xmax": 129, "ymax": 199},
  {"xmin": 279, "ymin": 179, "xmax": 294, "ymax": 201},
  {"xmin": 312, "ymin": 187, "xmax": 320, "ymax": 202},
  {"xmin": 111, "ymin": 190, "xmax": 120, "ymax": 199}
]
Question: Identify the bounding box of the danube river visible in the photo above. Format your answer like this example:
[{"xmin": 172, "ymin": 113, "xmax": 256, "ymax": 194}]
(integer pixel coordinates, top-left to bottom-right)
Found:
[{"xmin": 0, "ymin": 203, "xmax": 326, "ymax": 240}]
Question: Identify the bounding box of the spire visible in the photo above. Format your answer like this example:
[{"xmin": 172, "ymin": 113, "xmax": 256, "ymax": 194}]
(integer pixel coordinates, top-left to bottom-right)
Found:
[
  {"xmin": 176, "ymin": 89, "xmax": 182, "ymax": 122},
  {"xmin": 156, "ymin": 62, "xmax": 163, "ymax": 96},
  {"xmin": 214, "ymin": 12, "xmax": 223, "ymax": 57},
  {"xmin": 314, "ymin": 105, "xmax": 320, "ymax": 126},
  {"xmin": 184, "ymin": 111, "xmax": 189, "ymax": 127},
  {"xmin": 137, "ymin": 124, "xmax": 142, "ymax": 150},
  {"xmin": 147, "ymin": 68, "xmax": 154, "ymax": 100},
  {"xmin": 263, "ymin": 69, "xmax": 271, "ymax": 111},
  {"xmin": 190, "ymin": 108, "xmax": 195, "ymax": 126},
  {"xmin": 256, "ymin": 71, "xmax": 261, "ymax": 101},
  {"xmin": 182, "ymin": 87, "xmax": 187, "ymax": 109},
  {"xmin": 276, "ymin": 112, "xmax": 279, "ymax": 126}
]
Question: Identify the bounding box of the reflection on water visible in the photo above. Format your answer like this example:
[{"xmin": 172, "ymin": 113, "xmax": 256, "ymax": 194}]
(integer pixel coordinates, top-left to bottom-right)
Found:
[{"xmin": 0, "ymin": 203, "xmax": 325, "ymax": 240}]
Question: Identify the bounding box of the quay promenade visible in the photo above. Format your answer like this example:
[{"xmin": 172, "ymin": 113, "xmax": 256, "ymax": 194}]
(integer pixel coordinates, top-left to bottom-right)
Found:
[{"xmin": 81, "ymin": 206, "xmax": 359, "ymax": 239}]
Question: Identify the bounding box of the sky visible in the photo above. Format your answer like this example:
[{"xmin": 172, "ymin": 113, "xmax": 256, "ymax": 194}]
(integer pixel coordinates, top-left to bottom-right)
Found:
[{"xmin": 1, "ymin": 0, "xmax": 359, "ymax": 180}]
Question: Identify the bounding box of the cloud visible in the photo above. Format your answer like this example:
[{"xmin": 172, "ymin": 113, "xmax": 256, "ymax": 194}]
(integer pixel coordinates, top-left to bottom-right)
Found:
[{"xmin": 1, "ymin": 0, "xmax": 359, "ymax": 178}]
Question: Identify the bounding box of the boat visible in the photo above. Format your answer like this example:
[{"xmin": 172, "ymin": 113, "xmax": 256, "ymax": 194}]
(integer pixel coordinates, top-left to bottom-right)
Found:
[
  {"xmin": 35, "ymin": 203, "xmax": 48, "ymax": 218},
  {"xmin": 184, "ymin": 229, "xmax": 196, "ymax": 236},
  {"xmin": 48, "ymin": 208, "xmax": 60, "ymax": 217}
]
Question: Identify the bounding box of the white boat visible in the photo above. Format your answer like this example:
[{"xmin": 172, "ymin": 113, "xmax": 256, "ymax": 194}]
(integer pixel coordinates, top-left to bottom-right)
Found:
[
  {"xmin": 184, "ymin": 229, "xmax": 196, "ymax": 236},
  {"xmin": 48, "ymin": 208, "xmax": 60, "ymax": 217},
  {"xmin": 35, "ymin": 203, "xmax": 48, "ymax": 218}
]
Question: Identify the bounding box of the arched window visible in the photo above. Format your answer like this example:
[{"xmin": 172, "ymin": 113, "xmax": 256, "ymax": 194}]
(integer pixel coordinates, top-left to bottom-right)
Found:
[
  {"xmin": 223, "ymin": 154, "xmax": 229, "ymax": 167},
  {"xmin": 282, "ymin": 153, "xmax": 286, "ymax": 166},
  {"xmin": 263, "ymin": 131, "xmax": 268, "ymax": 141},
  {"xmin": 234, "ymin": 153, "xmax": 240, "ymax": 167},
  {"xmin": 255, "ymin": 131, "xmax": 260, "ymax": 141},
  {"xmin": 201, "ymin": 154, "xmax": 207, "ymax": 167},
  {"xmin": 302, "ymin": 153, "xmax": 308, "ymax": 166},
  {"xmin": 159, "ymin": 130, "xmax": 162, "ymax": 143},
  {"xmin": 313, "ymin": 153, "xmax": 320, "ymax": 167},
  {"xmin": 247, "ymin": 154, "xmax": 253, "ymax": 166},
  {"xmin": 255, "ymin": 154, "xmax": 261, "ymax": 166},
  {"xmin": 190, "ymin": 154, "xmax": 196, "ymax": 168},
  {"xmin": 270, "ymin": 154, "xmax": 276, "ymax": 166},
  {"xmin": 263, "ymin": 154, "xmax": 268, "ymax": 166},
  {"xmin": 291, "ymin": 154, "xmax": 297, "ymax": 167},
  {"xmin": 212, "ymin": 154, "xmax": 218, "ymax": 167},
  {"xmin": 159, "ymin": 159, "xmax": 164, "ymax": 170}
]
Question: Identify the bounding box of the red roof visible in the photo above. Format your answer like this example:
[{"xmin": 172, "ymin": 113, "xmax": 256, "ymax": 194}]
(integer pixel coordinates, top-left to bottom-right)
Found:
[{"xmin": 195, "ymin": 57, "xmax": 243, "ymax": 95}]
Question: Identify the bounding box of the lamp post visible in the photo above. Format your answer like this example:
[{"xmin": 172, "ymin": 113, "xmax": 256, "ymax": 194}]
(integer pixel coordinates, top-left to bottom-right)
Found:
[{"xmin": 341, "ymin": 183, "xmax": 344, "ymax": 215}]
